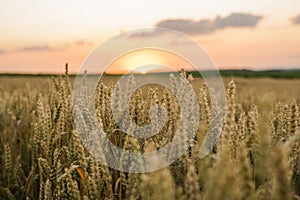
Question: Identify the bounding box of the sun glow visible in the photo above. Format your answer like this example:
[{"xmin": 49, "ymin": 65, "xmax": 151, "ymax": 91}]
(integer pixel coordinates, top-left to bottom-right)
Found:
[
  {"xmin": 106, "ymin": 49, "xmax": 194, "ymax": 74},
  {"xmin": 124, "ymin": 51, "xmax": 162, "ymax": 72}
]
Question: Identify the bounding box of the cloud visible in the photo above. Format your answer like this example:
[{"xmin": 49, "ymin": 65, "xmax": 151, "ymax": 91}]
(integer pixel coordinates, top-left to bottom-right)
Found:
[
  {"xmin": 291, "ymin": 14, "xmax": 300, "ymax": 24},
  {"xmin": 0, "ymin": 49, "xmax": 7, "ymax": 54},
  {"xmin": 74, "ymin": 40, "xmax": 94, "ymax": 46},
  {"xmin": 75, "ymin": 40, "xmax": 86, "ymax": 46},
  {"xmin": 156, "ymin": 19, "xmax": 216, "ymax": 35},
  {"xmin": 131, "ymin": 12, "xmax": 263, "ymax": 37},
  {"xmin": 15, "ymin": 44, "xmax": 63, "ymax": 52},
  {"xmin": 129, "ymin": 30, "xmax": 164, "ymax": 38},
  {"xmin": 215, "ymin": 13, "xmax": 263, "ymax": 28},
  {"xmin": 10, "ymin": 41, "xmax": 88, "ymax": 53}
]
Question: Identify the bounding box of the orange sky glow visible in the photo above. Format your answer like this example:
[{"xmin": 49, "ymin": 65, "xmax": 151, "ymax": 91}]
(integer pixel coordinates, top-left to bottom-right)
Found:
[{"xmin": 0, "ymin": 0, "xmax": 300, "ymax": 74}]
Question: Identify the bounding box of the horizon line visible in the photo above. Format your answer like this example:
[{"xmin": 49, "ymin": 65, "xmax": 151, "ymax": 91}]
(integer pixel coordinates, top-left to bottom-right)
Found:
[{"xmin": 1, "ymin": 68, "xmax": 300, "ymax": 76}]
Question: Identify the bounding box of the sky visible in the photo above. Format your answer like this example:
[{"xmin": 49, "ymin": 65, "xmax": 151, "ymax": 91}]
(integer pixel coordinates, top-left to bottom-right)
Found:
[{"xmin": 0, "ymin": 0, "xmax": 300, "ymax": 74}]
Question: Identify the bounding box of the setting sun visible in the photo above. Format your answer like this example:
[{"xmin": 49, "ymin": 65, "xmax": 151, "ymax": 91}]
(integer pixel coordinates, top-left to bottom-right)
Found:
[
  {"xmin": 123, "ymin": 50, "xmax": 162, "ymax": 72},
  {"xmin": 106, "ymin": 49, "xmax": 194, "ymax": 74}
]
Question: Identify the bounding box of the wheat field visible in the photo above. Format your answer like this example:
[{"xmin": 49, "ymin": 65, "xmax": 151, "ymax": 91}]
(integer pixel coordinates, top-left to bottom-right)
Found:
[{"xmin": 0, "ymin": 68, "xmax": 299, "ymax": 200}]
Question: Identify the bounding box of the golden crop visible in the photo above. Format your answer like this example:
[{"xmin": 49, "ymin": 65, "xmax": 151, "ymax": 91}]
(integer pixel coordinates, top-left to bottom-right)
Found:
[{"xmin": 0, "ymin": 68, "xmax": 299, "ymax": 200}]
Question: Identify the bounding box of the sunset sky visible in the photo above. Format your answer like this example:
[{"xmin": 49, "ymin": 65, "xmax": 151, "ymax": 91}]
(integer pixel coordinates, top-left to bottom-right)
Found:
[{"xmin": 0, "ymin": 0, "xmax": 300, "ymax": 74}]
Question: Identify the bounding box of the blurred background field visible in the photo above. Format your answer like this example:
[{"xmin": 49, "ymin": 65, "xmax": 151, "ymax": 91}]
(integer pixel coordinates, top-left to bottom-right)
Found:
[{"xmin": 1, "ymin": 71, "xmax": 299, "ymax": 104}]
